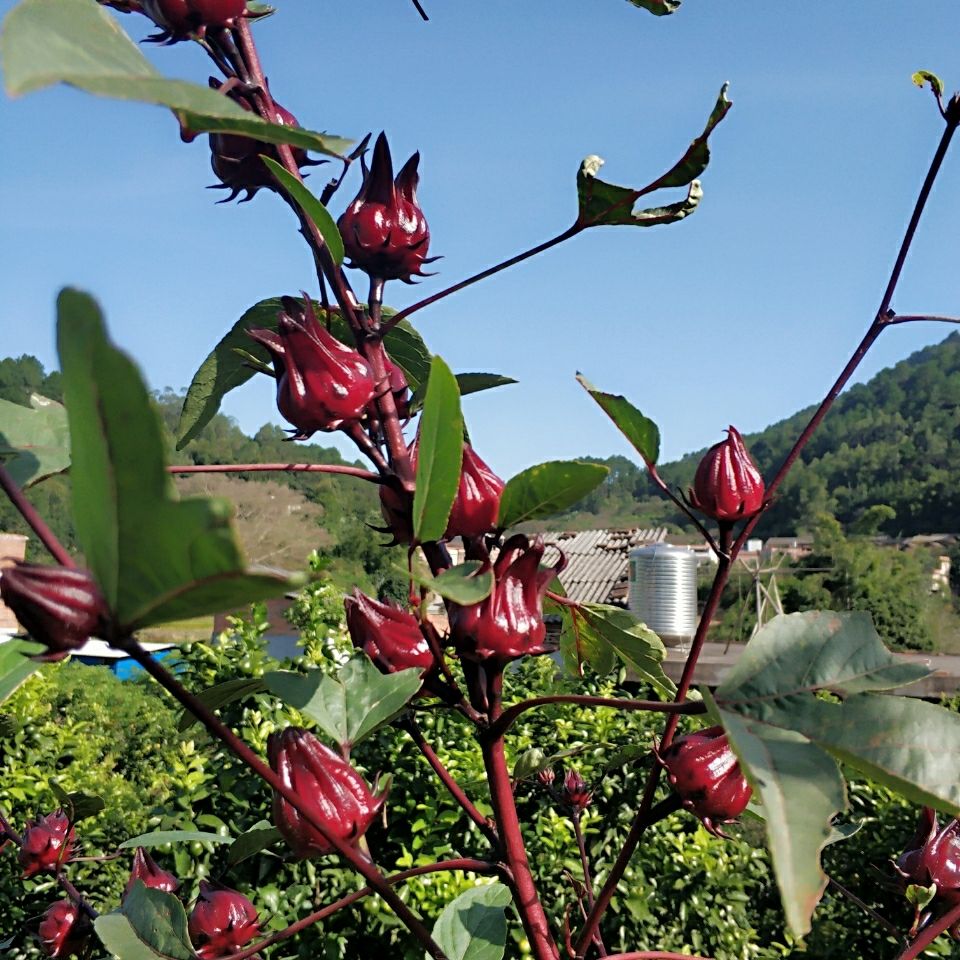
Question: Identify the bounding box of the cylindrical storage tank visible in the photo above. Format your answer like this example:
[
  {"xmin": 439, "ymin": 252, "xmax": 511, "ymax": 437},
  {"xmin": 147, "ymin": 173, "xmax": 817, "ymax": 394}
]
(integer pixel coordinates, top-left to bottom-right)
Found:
[{"xmin": 628, "ymin": 544, "xmax": 698, "ymax": 649}]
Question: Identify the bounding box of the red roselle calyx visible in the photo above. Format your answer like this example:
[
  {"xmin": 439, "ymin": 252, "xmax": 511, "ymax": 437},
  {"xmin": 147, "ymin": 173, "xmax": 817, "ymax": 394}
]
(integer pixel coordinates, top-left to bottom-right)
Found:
[
  {"xmin": 338, "ymin": 132, "xmax": 435, "ymax": 283},
  {"xmin": 248, "ymin": 296, "xmax": 376, "ymax": 439},
  {"xmin": 18, "ymin": 811, "xmax": 75, "ymax": 878},
  {"xmin": 659, "ymin": 726, "xmax": 752, "ymax": 838},
  {"xmin": 383, "ymin": 356, "xmax": 411, "ymax": 420},
  {"xmin": 0, "ymin": 562, "xmax": 109, "ymax": 661},
  {"xmin": 446, "ymin": 444, "xmax": 504, "ymax": 540},
  {"xmin": 449, "ymin": 534, "xmax": 565, "ymax": 663},
  {"xmin": 188, "ymin": 881, "xmax": 261, "ymax": 960},
  {"xmin": 38, "ymin": 901, "xmax": 90, "ymax": 959},
  {"xmin": 562, "ymin": 769, "xmax": 592, "ymax": 813},
  {"xmin": 140, "ymin": 0, "xmax": 246, "ymax": 42},
  {"xmin": 688, "ymin": 426, "xmax": 765, "ymax": 524},
  {"xmin": 268, "ymin": 727, "xmax": 385, "ymax": 859},
  {"xmin": 124, "ymin": 847, "xmax": 180, "ymax": 898},
  {"xmin": 344, "ymin": 589, "xmax": 436, "ymax": 679}
]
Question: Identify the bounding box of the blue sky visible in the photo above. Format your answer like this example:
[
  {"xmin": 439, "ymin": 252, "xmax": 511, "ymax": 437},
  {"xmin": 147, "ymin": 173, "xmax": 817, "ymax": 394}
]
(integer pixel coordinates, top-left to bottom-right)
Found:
[{"xmin": 2, "ymin": 0, "xmax": 960, "ymax": 478}]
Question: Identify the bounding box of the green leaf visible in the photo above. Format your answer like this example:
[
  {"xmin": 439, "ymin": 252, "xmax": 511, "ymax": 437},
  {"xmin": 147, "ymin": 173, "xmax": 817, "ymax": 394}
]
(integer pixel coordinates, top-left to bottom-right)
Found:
[
  {"xmin": 119, "ymin": 830, "xmax": 230, "ymax": 850},
  {"xmin": 912, "ymin": 70, "xmax": 944, "ymax": 98},
  {"xmin": 176, "ymin": 299, "xmax": 430, "ymax": 448},
  {"xmin": 716, "ymin": 704, "xmax": 845, "ymax": 938},
  {"xmin": 49, "ymin": 783, "xmax": 105, "ymax": 823},
  {"xmin": 177, "ymin": 677, "xmax": 267, "ymax": 732},
  {"xmin": 497, "ymin": 460, "xmax": 609, "ymax": 529},
  {"xmin": 429, "ymin": 883, "xmax": 513, "ymax": 960},
  {"xmin": 410, "ymin": 373, "xmax": 517, "ymax": 414},
  {"xmin": 413, "ymin": 356, "xmax": 463, "ymax": 543},
  {"xmin": 57, "ymin": 289, "xmax": 302, "ymax": 630},
  {"xmin": 0, "ymin": 640, "xmax": 42, "ymax": 705},
  {"xmin": 581, "ymin": 603, "xmax": 675, "ymax": 698},
  {"xmin": 1, "ymin": 0, "xmax": 350, "ymax": 158},
  {"xmin": 123, "ymin": 882, "xmax": 195, "ymax": 960},
  {"xmin": 227, "ymin": 820, "xmax": 282, "ymax": 866},
  {"xmin": 410, "ymin": 562, "xmax": 493, "ymax": 605},
  {"xmin": 264, "ymin": 657, "xmax": 422, "ymax": 749},
  {"xmin": 558, "ymin": 604, "xmax": 616, "ymax": 679},
  {"xmin": 95, "ymin": 915, "xmax": 166, "ymax": 960},
  {"xmin": 260, "ymin": 157, "xmax": 345, "ymax": 265},
  {"xmin": 512, "ymin": 747, "xmax": 549, "ymax": 782},
  {"xmin": 576, "ymin": 375, "xmax": 660, "ymax": 468},
  {"xmin": 626, "ymin": 0, "xmax": 681, "ymax": 14},
  {"xmin": 0, "ymin": 394, "xmax": 70, "ymax": 487}
]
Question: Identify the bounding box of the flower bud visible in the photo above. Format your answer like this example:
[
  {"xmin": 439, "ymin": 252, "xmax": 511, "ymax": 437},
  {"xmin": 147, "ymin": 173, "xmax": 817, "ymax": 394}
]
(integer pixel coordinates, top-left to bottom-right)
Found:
[
  {"xmin": 268, "ymin": 727, "xmax": 385, "ymax": 859},
  {"xmin": 689, "ymin": 426, "xmax": 765, "ymax": 524},
  {"xmin": 204, "ymin": 79, "xmax": 322, "ymax": 203},
  {"xmin": 659, "ymin": 726, "xmax": 752, "ymax": 837},
  {"xmin": 0, "ymin": 563, "xmax": 108, "ymax": 661},
  {"xmin": 537, "ymin": 766, "xmax": 556, "ymax": 788},
  {"xmin": 140, "ymin": 0, "xmax": 246, "ymax": 42},
  {"xmin": 124, "ymin": 847, "xmax": 180, "ymax": 898},
  {"xmin": 248, "ymin": 297, "xmax": 376, "ymax": 439},
  {"xmin": 446, "ymin": 445, "xmax": 504, "ymax": 540},
  {"xmin": 449, "ymin": 534, "xmax": 565, "ymax": 663},
  {"xmin": 38, "ymin": 901, "xmax": 90, "ymax": 959},
  {"xmin": 561, "ymin": 769, "xmax": 592, "ymax": 812},
  {"xmin": 188, "ymin": 882, "xmax": 260, "ymax": 960},
  {"xmin": 18, "ymin": 811, "xmax": 75, "ymax": 878},
  {"xmin": 895, "ymin": 807, "xmax": 960, "ymax": 906},
  {"xmin": 344, "ymin": 589, "xmax": 436, "ymax": 678},
  {"xmin": 338, "ymin": 132, "xmax": 435, "ymax": 283}
]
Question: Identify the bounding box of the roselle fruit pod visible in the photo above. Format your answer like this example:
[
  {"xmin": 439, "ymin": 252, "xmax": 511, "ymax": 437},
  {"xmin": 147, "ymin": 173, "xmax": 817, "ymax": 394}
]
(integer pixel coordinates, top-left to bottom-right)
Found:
[
  {"xmin": 562, "ymin": 768, "xmax": 592, "ymax": 812},
  {"xmin": 188, "ymin": 881, "xmax": 260, "ymax": 960},
  {"xmin": 38, "ymin": 901, "xmax": 90, "ymax": 959},
  {"xmin": 338, "ymin": 132, "xmax": 435, "ymax": 283},
  {"xmin": 449, "ymin": 534, "xmax": 565, "ymax": 663},
  {"xmin": 18, "ymin": 811, "xmax": 75, "ymax": 878},
  {"xmin": 344, "ymin": 589, "xmax": 436, "ymax": 679},
  {"xmin": 378, "ymin": 479, "xmax": 415, "ymax": 545},
  {"xmin": 659, "ymin": 726, "xmax": 752, "ymax": 837},
  {"xmin": 0, "ymin": 562, "xmax": 109, "ymax": 661},
  {"xmin": 248, "ymin": 296, "xmax": 376, "ymax": 439},
  {"xmin": 895, "ymin": 807, "xmax": 960, "ymax": 907},
  {"xmin": 205, "ymin": 79, "xmax": 322, "ymax": 203},
  {"xmin": 140, "ymin": 0, "xmax": 246, "ymax": 42},
  {"xmin": 688, "ymin": 426, "xmax": 765, "ymax": 524},
  {"xmin": 445, "ymin": 444, "xmax": 504, "ymax": 540},
  {"xmin": 268, "ymin": 727, "xmax": 385, "ymax": 859},
  {"xmin": 383, "ymin": 356, "xmax": 411, "ymax": 420},
  {"xmin": 124, "ymin": 847, "xmax": 180, "ymax": 898}
]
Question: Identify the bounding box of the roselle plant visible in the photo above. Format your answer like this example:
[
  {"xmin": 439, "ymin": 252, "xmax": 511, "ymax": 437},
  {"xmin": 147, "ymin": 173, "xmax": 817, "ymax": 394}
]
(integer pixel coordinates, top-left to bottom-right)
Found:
[{"xmin": 2, "ymin": 2, "xmax": 960, "ymax": 959}]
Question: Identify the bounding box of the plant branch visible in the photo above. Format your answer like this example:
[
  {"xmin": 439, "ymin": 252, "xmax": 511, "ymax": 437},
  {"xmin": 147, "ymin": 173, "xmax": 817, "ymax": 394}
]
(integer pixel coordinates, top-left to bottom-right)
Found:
[
  {"xmin": 826, "ymin": 877, "xmax": 901, "ymax": 939},
  {"xmin": 571, "ymin": 813, "xmax": 606, "ymax": 957},
  {"xmin": 489, "ymin": 695, "xmax": 703, "ymax": 739},
  {"xmin": 115, "ymin": 637, "xmax": 449, "ymax": 960},
  {"xmin": 647, "ymin": 465, "xmax": 719, "ymax": 555},
  {"xmin": 410, "ymin": 0, "xmax": 429, "ymax": 20},
  {"xmin": 884, "ymin": 313, "xmax": 960, "ymax": 326},
  {"xmin": 166, "ymin": 463, "xmax": 382, "ymax": 481},
  {"xmin": 226, "ymin": 858, "xmax": 498, "ymax": 960},
  {"xmin": 892, "ymin": 902, "xmax": 960, "ymax": 960},
  {"xmin": 602, "ymin": 953, "xmax": 714, "ymax": 960},
  {"xmin": 400, "ymin": 717, "xmax": 498, "ymax": 846},
  {"xmin": 0, "ymin": 464, "xmax": 75, "ymax": 568},
  {"xmin": 382, "ymin": 226, "xmax": 580, "ymax": 333}
]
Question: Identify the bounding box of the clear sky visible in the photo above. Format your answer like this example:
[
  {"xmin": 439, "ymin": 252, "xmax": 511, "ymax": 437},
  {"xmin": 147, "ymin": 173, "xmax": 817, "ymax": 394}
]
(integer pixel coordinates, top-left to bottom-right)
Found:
[{"xmin": 2, "ymin": 0, "xmax": 960, "ymax": 478}]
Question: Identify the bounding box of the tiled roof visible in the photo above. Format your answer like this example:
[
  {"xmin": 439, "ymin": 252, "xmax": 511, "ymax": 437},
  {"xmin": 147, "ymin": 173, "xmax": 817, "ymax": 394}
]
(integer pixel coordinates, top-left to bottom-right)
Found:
[{"xmin": 540, "ymin": 527, "xmax": 668, "ymax": 606}]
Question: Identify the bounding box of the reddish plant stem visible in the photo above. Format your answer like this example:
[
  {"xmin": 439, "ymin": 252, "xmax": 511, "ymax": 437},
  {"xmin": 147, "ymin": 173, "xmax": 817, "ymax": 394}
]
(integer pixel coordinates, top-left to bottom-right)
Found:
[
  {"xmin": 382, "ymin": 226, "xmax": 580, "ymax": 333},
  {"xmin": 481, "ymin": 671, "xmax": 560, "ymax": 960},
  {"xmin": 0, "ymin": 465, "xmax": 75, "ymax": 568},
  {"xmin": 226, "ymin": 858, "xmax": 498, "ymax": 960},
  {"xmin": 489, "ymin": 694, "xmax": 704, "ymax": 739},
  {"xmin": 886, "ymin": 313, "xmax": 960, "ymax": 326},
  {"xmin": 401, "ymin": 717, "xmax": 499, "ymax": 846},
  {"xmin": 602, "ymin": 953, "xmax": 713, "ymax": 960},
  {"xmin": 166, "ymin": 463, "xmax": 381, "ymax": 481},
  {"xmin": 646, "ymin": 465, "xmax": 719, "ymax": 556},
  {"xmin": 571, "ymin": 813, "xmax": 606, "ymax": 957},
  {"xmin": 826, "ymin": 878, "xmax": 900, "ymax": 939},
  {"xmin": 892, "ymin": 902, "xmax": 960, "ymax": 960},
  {"xmin": 116, "ymin": 638, "xmax": 449, "ymax": 960}
]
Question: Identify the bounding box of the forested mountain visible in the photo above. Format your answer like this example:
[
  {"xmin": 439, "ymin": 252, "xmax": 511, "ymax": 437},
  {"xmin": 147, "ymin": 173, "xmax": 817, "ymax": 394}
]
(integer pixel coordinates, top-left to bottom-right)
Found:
[{"xmin": 537, "ymin": 332, "xmax": 960, "ymax": 536}]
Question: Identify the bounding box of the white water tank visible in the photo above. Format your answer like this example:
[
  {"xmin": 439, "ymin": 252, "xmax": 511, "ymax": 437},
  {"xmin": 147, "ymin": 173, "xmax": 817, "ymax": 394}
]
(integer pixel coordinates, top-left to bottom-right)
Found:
[{"xmin": 628, "ymin": 544, "xmax": 698, "ymax": 648}]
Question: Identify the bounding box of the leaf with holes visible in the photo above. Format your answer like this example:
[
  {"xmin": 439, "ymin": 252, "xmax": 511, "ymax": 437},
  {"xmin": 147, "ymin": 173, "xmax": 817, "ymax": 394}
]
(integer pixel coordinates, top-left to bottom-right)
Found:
[{"xmin": 0, "ymin": 394, "xmax": 70, "ymax": 487}]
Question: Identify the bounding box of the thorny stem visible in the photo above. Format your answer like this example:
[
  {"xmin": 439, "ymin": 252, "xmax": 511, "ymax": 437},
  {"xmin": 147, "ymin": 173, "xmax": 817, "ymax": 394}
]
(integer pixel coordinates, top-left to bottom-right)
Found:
[
  {"xmin": 166, "ymin": 463, "xmax": 382, "ymax": 481},
  {"xmin": 382, "ymin": 226, "xmax": 580, "ymax": 333},
  {"xmin": 115, "ymin": 638, "xmax": 450, "ymax": 960},
  {"xmin": 892, "ymin": 901, "xmax": 960, "ymax": 960},
  {"xmin": 577, "ymin": 107, "xmax": 960, "ymax": 959},
  {"xmin": 226, "ymin": 858, "xmax": 499, "ymax": 960},
  {"xmin": 489, "ymin": 694, "xmax": 704, "ymax": 739},
  {"xmin": 401, "ymin": 717, "xmax": 499, "ymax": 846},
  {"xmin": 0, "ymin": 464, "xmax": 75, "ymax": 568}
]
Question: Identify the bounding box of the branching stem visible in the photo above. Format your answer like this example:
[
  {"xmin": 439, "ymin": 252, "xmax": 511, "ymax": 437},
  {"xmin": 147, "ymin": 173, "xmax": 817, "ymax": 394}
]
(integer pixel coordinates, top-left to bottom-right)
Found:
[
  {"xmin": 167, "ymin": 463, "xmax": 381, "ymax": 481},
  {"xmin": 0, "ymin": 464, "xmax": 75, "ymax": 568}
]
